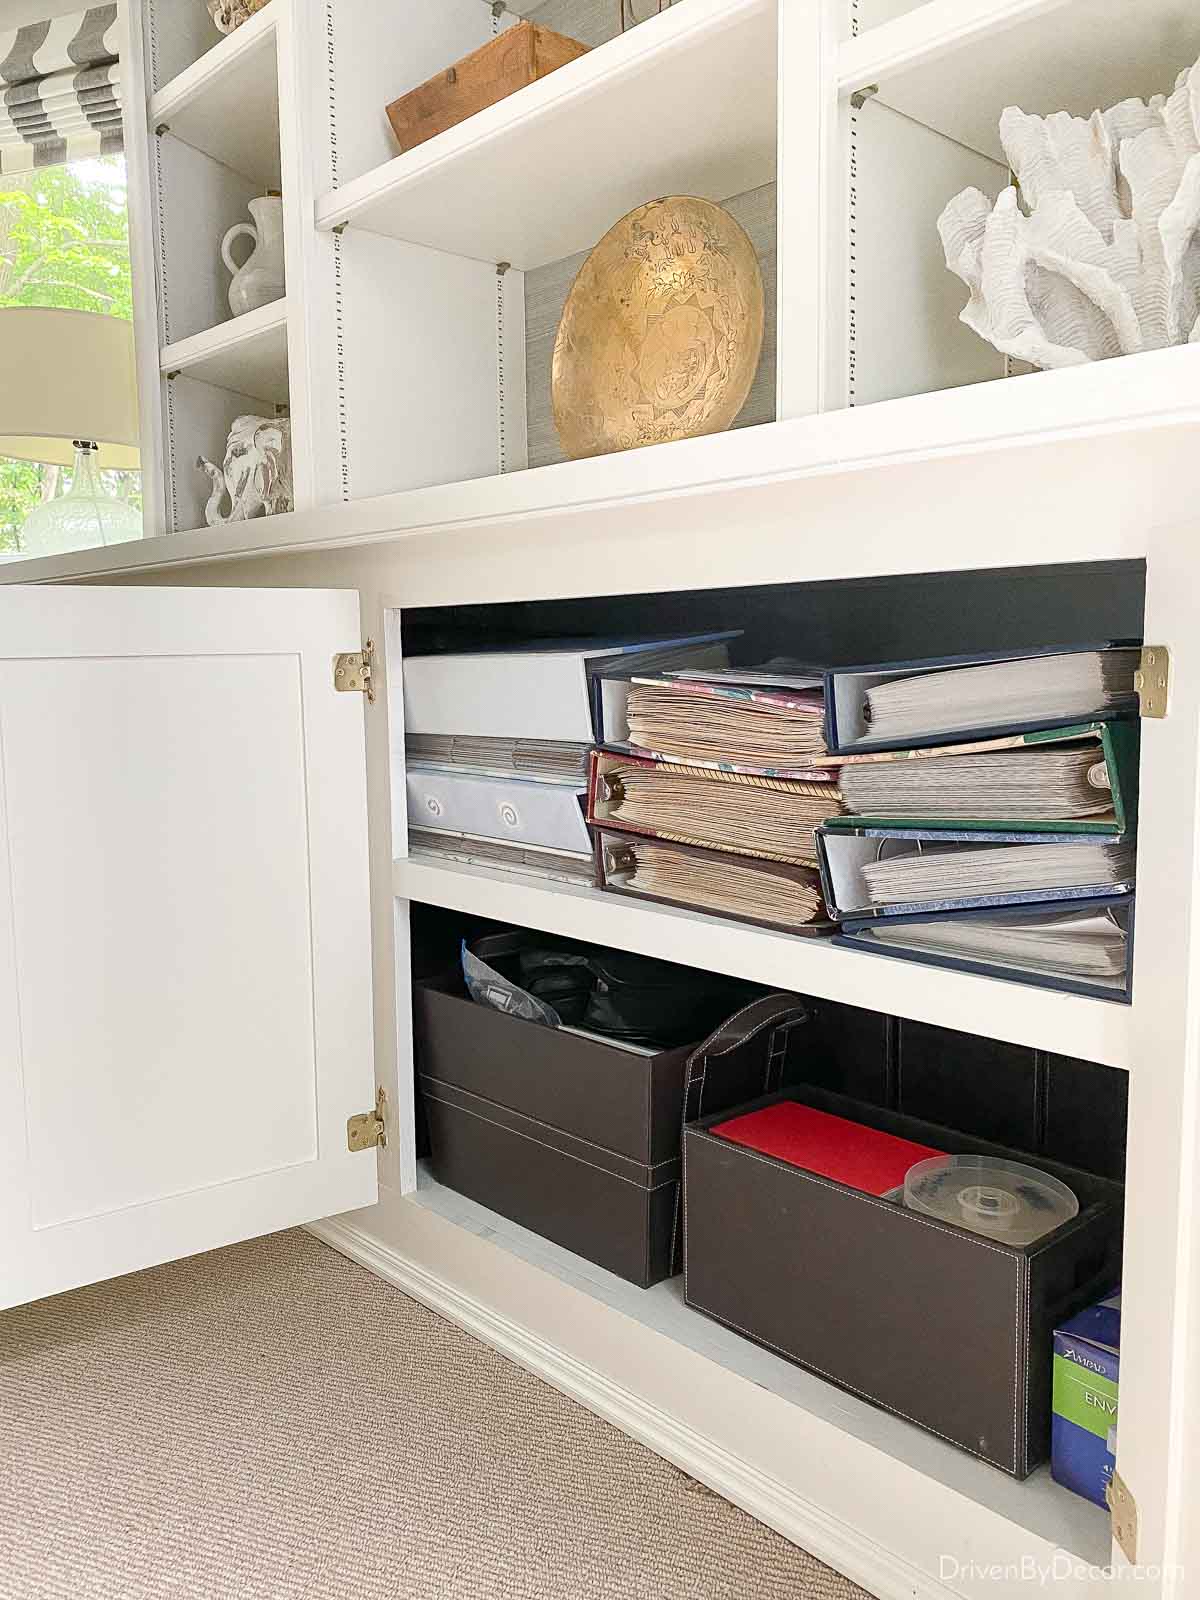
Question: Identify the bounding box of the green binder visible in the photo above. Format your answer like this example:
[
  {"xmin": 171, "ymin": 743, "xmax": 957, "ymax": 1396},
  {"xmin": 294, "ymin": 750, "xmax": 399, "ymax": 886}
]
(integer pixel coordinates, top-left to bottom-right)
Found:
[{"xmin": 825, "ymin": 720, "xmax": 1138, "ymax": 837}]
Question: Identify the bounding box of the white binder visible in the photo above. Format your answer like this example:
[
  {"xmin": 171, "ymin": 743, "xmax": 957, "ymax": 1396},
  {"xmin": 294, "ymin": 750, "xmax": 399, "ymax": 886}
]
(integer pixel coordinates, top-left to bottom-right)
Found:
[
  {"xmin": 406, "ymin": 766, "xmax": 591, "ymax": 853},
  {"xmin": 402, "ymin": 634, "xmax": 738, "ymax": 742}
]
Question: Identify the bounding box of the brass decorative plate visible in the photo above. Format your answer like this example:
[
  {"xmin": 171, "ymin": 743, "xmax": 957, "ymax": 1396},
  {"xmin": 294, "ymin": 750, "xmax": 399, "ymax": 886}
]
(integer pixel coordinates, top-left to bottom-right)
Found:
[{"xmin": 552, "ymin": 196, "xmax": 765, "ymax": 459}]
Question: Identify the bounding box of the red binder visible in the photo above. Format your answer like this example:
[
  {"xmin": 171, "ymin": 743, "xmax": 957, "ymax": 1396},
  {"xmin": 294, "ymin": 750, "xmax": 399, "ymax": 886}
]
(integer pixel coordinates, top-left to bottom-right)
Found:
[{"xmin": 711, "ymin": 1101, "xmax": 944, "ymax": 1196}]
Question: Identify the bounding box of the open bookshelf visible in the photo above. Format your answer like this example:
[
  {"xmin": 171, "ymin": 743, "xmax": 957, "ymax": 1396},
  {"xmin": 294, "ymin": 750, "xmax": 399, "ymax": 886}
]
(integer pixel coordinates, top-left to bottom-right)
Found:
[
  {"xmin": 136, "ymin": 0, "xmax": 307, "ymax": 533},
  {"xmin": 316, "ymin": 0, "xmax": 776, "ymax": 270},
  {"xmin": 107, "ymin": 0, "xmax": 1200, "ymax": 544}
]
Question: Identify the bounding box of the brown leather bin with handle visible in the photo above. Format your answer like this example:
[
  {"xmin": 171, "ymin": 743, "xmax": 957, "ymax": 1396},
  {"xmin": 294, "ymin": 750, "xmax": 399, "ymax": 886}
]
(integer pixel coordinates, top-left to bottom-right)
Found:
[{"xmin": 680, "ymin": 995, "xmax": 1125, "ymax": 1476}]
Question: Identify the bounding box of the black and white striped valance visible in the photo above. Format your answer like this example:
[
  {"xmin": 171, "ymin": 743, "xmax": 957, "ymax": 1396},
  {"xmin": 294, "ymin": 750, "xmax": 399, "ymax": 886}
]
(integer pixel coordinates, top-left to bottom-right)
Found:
[{"xmin": 0, "ymin": 6, "xmax": 122, "ymax": 174}]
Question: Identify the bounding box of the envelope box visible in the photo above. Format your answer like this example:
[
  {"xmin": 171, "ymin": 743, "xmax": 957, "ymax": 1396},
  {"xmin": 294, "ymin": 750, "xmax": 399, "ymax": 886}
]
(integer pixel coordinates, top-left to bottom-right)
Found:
[
  {"xmin": 683, "ymin": 1084, "xmax": 1124, "ymax": 1476},
  {"xmin": 1052, "ymin": 1291, "xmax": 1121, "ymax": 1508},
  {"xmin": 413, "ymin": 970, "xmax": 696, "ymax": 1286}
]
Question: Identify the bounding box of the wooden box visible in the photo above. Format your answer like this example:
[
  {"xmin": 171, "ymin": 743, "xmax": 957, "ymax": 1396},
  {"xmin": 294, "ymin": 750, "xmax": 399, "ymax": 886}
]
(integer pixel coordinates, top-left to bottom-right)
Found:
[{"xmin": 386, "ymin": 21, "xmax": 590, "ymax": 154}]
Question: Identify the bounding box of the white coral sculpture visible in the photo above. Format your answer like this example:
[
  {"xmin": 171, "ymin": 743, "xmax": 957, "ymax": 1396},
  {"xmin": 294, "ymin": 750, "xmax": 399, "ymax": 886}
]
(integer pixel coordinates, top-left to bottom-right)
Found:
[{"xmin": 938, "ymin": 60, "xmax": 1200, "ymax": 368}]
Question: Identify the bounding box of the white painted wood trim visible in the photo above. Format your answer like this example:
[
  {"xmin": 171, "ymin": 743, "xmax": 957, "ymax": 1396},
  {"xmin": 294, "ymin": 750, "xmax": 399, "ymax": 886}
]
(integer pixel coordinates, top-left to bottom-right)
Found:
[
  {"xmin": 1174, "ymin": 1059, "xmax": 1200, "ymax": 1591},
  {"xmin": 498, "ymin": 265, "xmax": 528, "ymax": 476},
  {"xmin": 818, "ymin": 0, "xmax": 851, "ymax": 414},
  {"xmin": 309, "ymin": 1193, "xmax": 1108, "ymax": 1600},
  {"xmin": 1106, "ymin": 521, "xmax": 1200, "ymax": 1585},
  {"xmin": 274, "ymin": 0, "xmax": 317, "ymax": 513},
  {"xmin": 307, "ymin": 1210, "xmax": 952, "ymax": 1600},
  {"xmin": 7, "ymin": 349, "xmax": 1200, "ymax": 586},
  {"xmin": 120, "ymin": 0, "xmax": 167, "ymax": 541},
  {"xmin": 775, "ymin": 0, "xmax": 824, "ymax": 419},
  {"xmin": 393, "ymin": 855, "xmax": 1134, "ymax": 1069}
]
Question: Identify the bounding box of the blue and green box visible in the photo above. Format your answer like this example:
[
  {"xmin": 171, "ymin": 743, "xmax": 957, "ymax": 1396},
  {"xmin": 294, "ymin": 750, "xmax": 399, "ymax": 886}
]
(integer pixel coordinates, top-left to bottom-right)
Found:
[{"xmin": 1051, "ymin": 1291, "xmax": 1121, "ymax": 1509}]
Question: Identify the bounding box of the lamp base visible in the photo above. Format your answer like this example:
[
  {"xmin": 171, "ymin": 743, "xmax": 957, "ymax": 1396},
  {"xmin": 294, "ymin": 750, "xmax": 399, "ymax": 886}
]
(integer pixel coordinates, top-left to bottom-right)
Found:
[{"xmin": 20, "ymin": 442, "xmax": 143, "ymax": 557}]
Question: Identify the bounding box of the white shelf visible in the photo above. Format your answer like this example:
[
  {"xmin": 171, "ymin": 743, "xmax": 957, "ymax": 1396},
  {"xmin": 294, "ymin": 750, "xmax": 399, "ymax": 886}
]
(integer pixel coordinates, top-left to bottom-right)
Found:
[
  {"xmin": 149, "ymin": 1, "xmax": 281, "ymax": 188},
  {"xmin": 315, "ymin": 0, "xmax": 777, "ymax": 270},
  {"xmin": 840, "ymin": 0, "xmax": 1200, "ymax": 162},
  {"xmin": 394, "ymin": 854, "xmax": 1135, "ymax": 1070},
  {"xmin": 404, "ymin": 1171, "xmax": 1112, "ymax": 1571},
  {"xmin": 6, "ymin": 343, "xmax": 1197, "ymax": 588},
  {"xmin": 160, "ymin": 298, "xmax": 289, "ymax": 404}
]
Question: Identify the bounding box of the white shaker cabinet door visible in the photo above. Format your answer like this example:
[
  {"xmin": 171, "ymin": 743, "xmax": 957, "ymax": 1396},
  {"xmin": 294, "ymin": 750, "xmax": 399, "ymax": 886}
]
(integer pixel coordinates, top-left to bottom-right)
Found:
[{"xmin": 0, "ymin": 587, "xmax": 377, "ymax": 1309}]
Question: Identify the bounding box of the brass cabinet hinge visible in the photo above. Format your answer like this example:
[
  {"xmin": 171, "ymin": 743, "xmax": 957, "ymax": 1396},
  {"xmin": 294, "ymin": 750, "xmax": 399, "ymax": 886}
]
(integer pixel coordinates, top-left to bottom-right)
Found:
[
  {"xmin": 334, "ymin": 638, "xmax": 375, "ymax": 703},
  {"xmin": 1107, "ymin": 1470, "xmax": 1138, "ymax": 1565},
  {"xmin": 347, "ymin": 1087, "xmax": 387, "ymax": 1152},
  {"xmin": 1135, "ymin": 645, "xmax": 1169, "ymax": 719}
]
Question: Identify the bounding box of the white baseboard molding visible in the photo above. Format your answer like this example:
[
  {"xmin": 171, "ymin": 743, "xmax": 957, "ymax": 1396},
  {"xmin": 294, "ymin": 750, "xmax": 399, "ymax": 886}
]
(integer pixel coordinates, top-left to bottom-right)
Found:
[{"xmin": 309, "ymin": 1211, "xmax": 954, "ymax": 1600}]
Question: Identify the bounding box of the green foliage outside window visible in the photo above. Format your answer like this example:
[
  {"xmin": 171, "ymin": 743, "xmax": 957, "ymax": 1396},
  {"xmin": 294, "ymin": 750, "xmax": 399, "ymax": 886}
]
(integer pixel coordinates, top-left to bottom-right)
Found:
[{"xmin": 1, "ymin": 157, "xmax": 140, "ymax": 552}]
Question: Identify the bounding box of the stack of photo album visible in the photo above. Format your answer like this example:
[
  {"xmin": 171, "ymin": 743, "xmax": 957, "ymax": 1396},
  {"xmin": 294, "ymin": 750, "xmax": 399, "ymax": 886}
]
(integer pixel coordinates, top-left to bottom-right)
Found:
[
  {"xmin": 590, "ymin": 644, "xmax": 1141, "ymax": 999},
  {"xmin": 588, "ymin": 662, "xmax": 835, "ymax": 936}
]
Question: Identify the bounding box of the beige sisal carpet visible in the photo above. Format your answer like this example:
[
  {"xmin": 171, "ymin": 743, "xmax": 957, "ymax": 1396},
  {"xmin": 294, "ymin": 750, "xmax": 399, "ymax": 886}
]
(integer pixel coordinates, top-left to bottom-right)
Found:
[{"xmin": 0, "ymin": 1229, "xmax": 871, "ymax": 1600}]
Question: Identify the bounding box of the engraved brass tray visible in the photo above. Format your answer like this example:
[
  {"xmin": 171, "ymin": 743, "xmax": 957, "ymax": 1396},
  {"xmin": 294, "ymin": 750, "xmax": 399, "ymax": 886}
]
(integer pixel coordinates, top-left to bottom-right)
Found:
[{"xmin": 551, "ymin": 196, "xmax": 765, "ymax": 459}]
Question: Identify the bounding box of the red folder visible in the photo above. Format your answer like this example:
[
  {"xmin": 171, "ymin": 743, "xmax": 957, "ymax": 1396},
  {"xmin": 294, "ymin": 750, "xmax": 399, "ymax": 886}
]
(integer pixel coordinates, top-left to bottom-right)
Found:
[{"xmin": 711, "ymin": 1101, "xmax": 944, "ymax": 1196}]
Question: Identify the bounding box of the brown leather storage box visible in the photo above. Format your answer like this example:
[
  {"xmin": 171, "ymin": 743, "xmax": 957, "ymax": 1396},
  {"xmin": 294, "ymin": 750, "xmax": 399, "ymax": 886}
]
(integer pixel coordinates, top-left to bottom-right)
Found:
[
  {"xmin": 681, "ymin": 1002, "xmax": 1124, "ymax": 1477},
  {"xmin": 414, "ymin": 970, "xmax": 698, "ymax": 1287}
]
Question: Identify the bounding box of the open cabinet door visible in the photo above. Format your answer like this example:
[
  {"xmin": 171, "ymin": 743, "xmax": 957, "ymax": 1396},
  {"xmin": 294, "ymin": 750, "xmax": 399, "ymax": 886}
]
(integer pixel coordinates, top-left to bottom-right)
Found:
[{"xmin": 0, "ymin": 587, "xmax": 377, "ymax": 1310}]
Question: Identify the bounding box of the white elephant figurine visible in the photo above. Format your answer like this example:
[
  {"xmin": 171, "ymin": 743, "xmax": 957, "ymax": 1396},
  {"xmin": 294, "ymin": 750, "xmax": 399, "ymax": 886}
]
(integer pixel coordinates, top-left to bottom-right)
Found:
[
  {"xmin": 197, "ymin": 414, "xmax": 293, "ymax": 526},
  {"xmin": 207, "ymin": 0, "xmax": 271, "ymax": 35}
]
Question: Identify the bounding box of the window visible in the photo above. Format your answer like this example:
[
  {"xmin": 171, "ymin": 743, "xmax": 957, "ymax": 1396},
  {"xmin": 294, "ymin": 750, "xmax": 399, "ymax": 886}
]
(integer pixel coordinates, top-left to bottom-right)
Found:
[{"xmin": 0, "ymin": 155, "xmax": 138, "ymax": 554}]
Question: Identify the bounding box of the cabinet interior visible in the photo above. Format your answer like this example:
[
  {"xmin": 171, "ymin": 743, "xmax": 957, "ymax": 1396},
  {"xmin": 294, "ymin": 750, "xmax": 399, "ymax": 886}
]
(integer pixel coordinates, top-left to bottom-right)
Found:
[
  {"xmin": 404, "ymin": 888, "xmax": 1128, "ymax": 1565},
  {"xmin": 398, "ymin": 559, "xmax": 1146, "ymax": 666},
  {"xmin": 392, "ymin": 554, "xmax": 1146, "ymax": 1247},
  {"xmin": 409, "ymin": 906, "xmax": 1130, "ymax": 1183},
  {"xmin": 393, "ymin": 557, "xmax": 1146, "ymax": 1325}
]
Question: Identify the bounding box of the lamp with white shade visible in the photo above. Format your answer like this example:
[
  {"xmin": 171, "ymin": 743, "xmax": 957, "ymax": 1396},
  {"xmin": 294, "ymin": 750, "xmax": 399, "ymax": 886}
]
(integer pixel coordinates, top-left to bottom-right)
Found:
[{"xmin": 0, "ymin": 305, "xmax": 143, "ymax": 556}]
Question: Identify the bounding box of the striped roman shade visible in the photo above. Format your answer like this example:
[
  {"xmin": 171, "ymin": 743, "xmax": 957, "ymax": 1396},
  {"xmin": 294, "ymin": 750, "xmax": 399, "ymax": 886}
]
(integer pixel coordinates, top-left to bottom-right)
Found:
[{"xmin": 0, "ymin": 6, "xmax": 122, "ymax": 174}]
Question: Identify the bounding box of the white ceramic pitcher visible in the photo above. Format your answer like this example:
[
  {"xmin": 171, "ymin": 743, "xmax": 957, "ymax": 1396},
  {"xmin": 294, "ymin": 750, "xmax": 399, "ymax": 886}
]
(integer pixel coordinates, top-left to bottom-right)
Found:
[{"xmin": 221, "ymin": 194, "xmax": 285, "ymax": 317}]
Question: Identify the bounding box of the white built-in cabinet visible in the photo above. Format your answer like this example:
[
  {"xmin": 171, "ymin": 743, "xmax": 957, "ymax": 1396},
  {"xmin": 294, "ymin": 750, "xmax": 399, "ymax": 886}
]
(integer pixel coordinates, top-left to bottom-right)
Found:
[
  {"xmin": 112, "ymin": 0, "xmax": 1200, "ymax": 553},
  {"xmin": 5, "ymin": 2, "xmax": 1200, "ymax": 1598}
]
